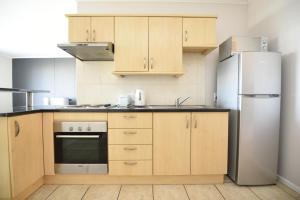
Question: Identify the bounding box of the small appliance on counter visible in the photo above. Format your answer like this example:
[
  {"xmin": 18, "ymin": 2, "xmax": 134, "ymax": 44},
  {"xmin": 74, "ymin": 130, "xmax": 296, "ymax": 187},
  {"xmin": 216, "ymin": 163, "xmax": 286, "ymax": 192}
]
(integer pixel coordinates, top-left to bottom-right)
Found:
[
  {"xmin": 134, "ymin": 89, "xmax": 146, "ymax": 107},
  {"xmin": 118, "ymin": 95, "xmax": 131, "ymax": 107}
]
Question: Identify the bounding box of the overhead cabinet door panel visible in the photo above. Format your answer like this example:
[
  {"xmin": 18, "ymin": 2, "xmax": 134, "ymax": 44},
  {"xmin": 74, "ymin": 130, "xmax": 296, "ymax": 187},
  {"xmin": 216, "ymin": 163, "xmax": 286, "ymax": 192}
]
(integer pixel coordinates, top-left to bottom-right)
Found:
[
  {"xmin": 91, "ymin": 17, "xmax": 114, "ymax": 42},
  {"xmin": 149, "ymin": 17, "xmax": 183, "ymax": 72},
  {"xmin": 68, "ymin": 17, "xmax": 91, "ymax": 42},
  {"xmin": 115, "ymin": 17, "xmax": 149, "ymax": 72}
]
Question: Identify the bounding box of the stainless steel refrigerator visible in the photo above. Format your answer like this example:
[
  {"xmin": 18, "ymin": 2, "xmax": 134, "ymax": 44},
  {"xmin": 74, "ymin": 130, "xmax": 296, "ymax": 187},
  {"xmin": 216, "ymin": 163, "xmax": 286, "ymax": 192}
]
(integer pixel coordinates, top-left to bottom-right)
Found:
[{"xmin": 217, "ymin": 37, "xmax": 281, "ymax": 185}]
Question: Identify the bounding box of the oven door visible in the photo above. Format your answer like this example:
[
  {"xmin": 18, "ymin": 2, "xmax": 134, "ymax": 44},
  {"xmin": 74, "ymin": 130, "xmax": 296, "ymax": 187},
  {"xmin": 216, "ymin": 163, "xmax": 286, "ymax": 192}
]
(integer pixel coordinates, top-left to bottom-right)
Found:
[{"xmin": 54, "ymin": 132, "xmax": 108, "ymax": 174}]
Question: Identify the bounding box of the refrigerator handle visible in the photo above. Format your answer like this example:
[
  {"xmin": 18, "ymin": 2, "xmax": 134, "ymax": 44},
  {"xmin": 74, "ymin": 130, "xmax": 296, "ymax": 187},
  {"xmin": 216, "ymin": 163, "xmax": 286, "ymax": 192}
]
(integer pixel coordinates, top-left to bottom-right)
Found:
[{"xmin": 241, "ymin": 94, "xmax": 280, "ymax": 98}]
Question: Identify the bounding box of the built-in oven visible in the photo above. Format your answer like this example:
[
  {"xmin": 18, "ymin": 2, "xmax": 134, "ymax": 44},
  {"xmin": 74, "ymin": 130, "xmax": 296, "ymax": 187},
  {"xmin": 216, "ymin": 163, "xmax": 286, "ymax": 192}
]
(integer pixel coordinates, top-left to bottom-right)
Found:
[{"xmin": 54, "ymin": 121, "xmax": 108, "ymax": 174}]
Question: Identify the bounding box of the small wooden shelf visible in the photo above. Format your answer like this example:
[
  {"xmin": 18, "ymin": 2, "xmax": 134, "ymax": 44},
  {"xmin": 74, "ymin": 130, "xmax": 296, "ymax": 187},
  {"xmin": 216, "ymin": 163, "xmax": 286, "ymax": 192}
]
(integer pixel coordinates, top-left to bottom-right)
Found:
[
  {"xmin": 183, "ymin": 46, "xmax": 217, "ymax": 55},
  {"xmin": 113, "ymin": 71, "xmax": 184, "ymax": 77}
]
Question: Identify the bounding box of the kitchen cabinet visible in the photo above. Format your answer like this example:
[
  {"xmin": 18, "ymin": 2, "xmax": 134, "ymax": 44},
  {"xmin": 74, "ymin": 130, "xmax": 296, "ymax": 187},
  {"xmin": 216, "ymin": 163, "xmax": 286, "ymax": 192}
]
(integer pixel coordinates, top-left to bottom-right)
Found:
[
  {"xmin": 0, "ymin": 114, "xmax": 44, "ymax": 199},
  {"xmin": 183, "ymin": 17, "xmax": 217, "ymax": 54},
  {"xmin": 115, "ymin": 17, "xmax": 149, "ymax": 72},
  {"xmin": 153, "ymin": 113, "xmax": 191, "ymax": 175},
  {"xmin": 68, "ymin": 17, "xmax": 114, "ymax": 43},
  {"xmin": 191, "ymin": 112, "xmax": 228, "ymax": 174},
  {"xmin": 148, "ymin": 17, "xmax": 183, "ymax": 73}
]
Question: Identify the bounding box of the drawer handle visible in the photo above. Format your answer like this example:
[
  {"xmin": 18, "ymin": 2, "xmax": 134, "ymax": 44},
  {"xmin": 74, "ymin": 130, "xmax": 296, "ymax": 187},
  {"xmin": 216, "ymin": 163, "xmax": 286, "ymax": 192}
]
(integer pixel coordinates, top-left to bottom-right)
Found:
[
  {"xmin": 124, "ymin": 161, "xmax": 137, "ymax": 165},
  {"xmin": 124, "ymin": 147, "xmax": 137, "ymax": 151},
  {"xmin": 14, "ymin": 121, "xmax": 20, "ymax": 137},
  {"xmin": 123, "ymin": 131, "xmax": 137, "ymax": 135},
  {"xmin": 123, "ymin": 115, "xmax": 137, "ymax": 119}
]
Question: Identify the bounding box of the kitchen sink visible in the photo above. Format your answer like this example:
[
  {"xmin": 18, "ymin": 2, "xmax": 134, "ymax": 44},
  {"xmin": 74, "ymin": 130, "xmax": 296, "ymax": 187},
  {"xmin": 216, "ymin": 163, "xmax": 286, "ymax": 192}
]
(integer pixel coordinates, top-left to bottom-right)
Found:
[{"xmin": 147, "ymin": 105, "xmax": 210, "ymax": 109}]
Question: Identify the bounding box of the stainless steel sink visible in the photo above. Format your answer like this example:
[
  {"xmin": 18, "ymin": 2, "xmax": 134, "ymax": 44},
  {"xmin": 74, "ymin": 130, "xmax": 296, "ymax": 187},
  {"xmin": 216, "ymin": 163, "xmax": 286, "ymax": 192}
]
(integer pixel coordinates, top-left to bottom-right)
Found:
[{"xmin": 147, "ymin": 105, "xmax": 209, "ymax": 109}]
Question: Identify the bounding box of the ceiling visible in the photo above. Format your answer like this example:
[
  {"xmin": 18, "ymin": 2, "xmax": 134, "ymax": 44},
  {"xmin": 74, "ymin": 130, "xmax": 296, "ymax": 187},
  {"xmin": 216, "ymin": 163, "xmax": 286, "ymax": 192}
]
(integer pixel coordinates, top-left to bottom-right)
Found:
[{"xmin": 0, "ymin": 0, "xmax": 247, "ymax": 58}]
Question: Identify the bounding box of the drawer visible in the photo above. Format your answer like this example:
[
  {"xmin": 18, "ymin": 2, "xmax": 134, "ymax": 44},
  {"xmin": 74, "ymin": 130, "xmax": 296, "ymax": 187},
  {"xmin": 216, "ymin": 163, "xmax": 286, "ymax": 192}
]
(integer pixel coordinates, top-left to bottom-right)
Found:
[
  {"xmin": 54, "ymin": 112, "xmax": 107, "ymax": 121},
  {"xmin": 108, "ymin": 113, "xmax": 152, "ymax": 128},
  {"xmin": 109, "ymin": 160, "xmax": 152, "ymax": 175},
  {"xmin": 108, "ymin": 129, "xmax": 152, "ymax": 144},
  {"xmin": 109, "ymin": 145, "xmax": 152, "ymax": 160}
]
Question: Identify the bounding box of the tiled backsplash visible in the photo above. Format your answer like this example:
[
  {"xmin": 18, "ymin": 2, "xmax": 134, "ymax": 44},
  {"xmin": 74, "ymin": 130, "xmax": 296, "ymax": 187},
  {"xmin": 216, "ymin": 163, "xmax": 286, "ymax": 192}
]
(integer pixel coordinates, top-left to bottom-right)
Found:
[{"xmin": 76, "ymin": 53, "xmax": 206, "ymax": 105}]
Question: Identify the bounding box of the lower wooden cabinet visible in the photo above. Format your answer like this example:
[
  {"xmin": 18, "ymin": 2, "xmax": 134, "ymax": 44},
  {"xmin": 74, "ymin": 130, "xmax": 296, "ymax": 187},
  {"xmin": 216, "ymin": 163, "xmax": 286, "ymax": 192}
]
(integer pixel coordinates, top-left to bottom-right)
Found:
[
  {"xmin": 191, "ymin": 112, "xmax": 228, "ymax": 175},
  {"xmin": 109, "ymin": 160, "xmax": 152, "ymax": 175},
  {"xmin": 0, "ymin": 113, "xmax": 44, "ymax": 199},
  {"xmin": 153, "ymin": 113, "xmax": 191, "ymax": 175}
]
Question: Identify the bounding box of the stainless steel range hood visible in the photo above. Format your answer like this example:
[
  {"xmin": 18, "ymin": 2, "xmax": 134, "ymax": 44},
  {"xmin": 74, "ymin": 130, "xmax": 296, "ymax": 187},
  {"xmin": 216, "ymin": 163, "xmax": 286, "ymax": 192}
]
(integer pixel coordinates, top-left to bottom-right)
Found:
[{"xmin": 57, "ymin": 43, "xmax": 114, "ymax": 61}]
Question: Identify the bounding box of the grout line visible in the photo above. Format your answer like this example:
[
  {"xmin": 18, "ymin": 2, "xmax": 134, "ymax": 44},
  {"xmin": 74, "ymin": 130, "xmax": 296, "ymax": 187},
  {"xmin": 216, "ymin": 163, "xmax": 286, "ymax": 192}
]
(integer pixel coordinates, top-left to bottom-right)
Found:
[
  {"xmin": 117, "ymin": 185, "xmax": 122, "ymax": 200},
  {"xmin": 45, "ymin": 185, "xmax": 60, "ymax": 200},
  {"xmin": 152, "ymin": 184, "xmax": 155, "ymax": 200},
  {"xmin": 248, "ymin": 187, "xmax": 264, "ymax": 200},
  {"xmin": 214, "ymin": 184, "xmax": 226, "ymax": 200},
  {"xmin": 183, "ymin": 185, "xmax": 191, "ymax": 200},
  {"xmin": 276, "ymin": 184, "xmax": 299, "ymax": 200},
  {"xmin": 81, "ymin": 185, "xmax": 91, "ymax": 200}
]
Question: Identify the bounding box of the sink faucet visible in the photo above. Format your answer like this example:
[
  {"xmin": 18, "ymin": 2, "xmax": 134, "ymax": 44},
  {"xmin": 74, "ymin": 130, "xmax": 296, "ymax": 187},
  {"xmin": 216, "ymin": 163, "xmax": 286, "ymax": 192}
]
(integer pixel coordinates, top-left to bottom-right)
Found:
[{"xmin": 175, "ymin": 96, "xmax": 191, "ymax": 107}]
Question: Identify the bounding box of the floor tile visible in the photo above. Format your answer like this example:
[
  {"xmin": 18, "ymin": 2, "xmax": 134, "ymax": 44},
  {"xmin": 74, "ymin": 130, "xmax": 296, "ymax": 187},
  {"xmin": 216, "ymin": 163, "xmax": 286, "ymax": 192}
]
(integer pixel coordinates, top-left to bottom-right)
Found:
[
  {"xmin": 153, "ymin": 185, "xmax": 189, "ymax": 200},
  {"xmin": 216, "ymin": 183, "xmax": 260, "ymax": 200},
  {"xmin": 46, "ymin": 185, "xmax": 89, "ymax": 200},
  {"xmin": 185, "ymin": 185, "xmax": 224, "ymax": 200},
  {"xmin": 250, "ymin": 185, "xmax": 296, "ymax": 200},
  {"xmin": 82, "ymin": 185, "xmax": 121, "ymax": 200},
  {"xmin": 27, "ymin": 185, "xmax": 58, "ymax": 200},
  {"xmin": 118, "ymin": 185, "xmax": 153, "ymax": 200},
  {"xmin": 224, "ymin": 176, "xmax": 233, "ymax": 183},
  {"xmin": 277, "ymin": 182, "xmax": 300, "ymax": 199}
]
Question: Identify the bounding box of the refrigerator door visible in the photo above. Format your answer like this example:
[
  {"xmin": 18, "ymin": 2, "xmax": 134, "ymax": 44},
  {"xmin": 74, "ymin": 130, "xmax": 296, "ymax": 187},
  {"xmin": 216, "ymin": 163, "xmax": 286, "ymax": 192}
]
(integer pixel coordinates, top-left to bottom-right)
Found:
[
  {"xmin": 239, "ymin": 52, "xmax": 281, "ymax": 95},
  {"xmin": 217, "ymin": 54, "xmax": 239, "ymax": 181},
  {"xmin": 237, "ymin": 95, "xmax": 280, "ymax": 185}
]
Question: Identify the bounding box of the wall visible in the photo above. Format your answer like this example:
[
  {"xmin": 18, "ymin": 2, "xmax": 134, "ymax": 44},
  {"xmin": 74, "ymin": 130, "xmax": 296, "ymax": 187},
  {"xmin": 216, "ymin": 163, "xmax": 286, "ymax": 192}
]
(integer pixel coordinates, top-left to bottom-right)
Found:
[
  {"xmin": 76, "ymin": 1, "xmax": 248, "ymax": 105},
  {"xmin": 0, "ymin": 56, "xmax": 12, "ymax": 108},
  {"xmin": 248, "ymin": 0, "xmax": 300, "ymax": 192},
  {"xmin": 13, "ymin": 58, "xmax": 75, "ymax": 106}
]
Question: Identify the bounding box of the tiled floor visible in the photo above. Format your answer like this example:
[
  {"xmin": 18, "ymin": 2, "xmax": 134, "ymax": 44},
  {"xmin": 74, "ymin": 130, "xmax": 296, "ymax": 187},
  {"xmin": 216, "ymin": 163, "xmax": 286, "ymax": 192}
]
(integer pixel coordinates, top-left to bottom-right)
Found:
[{"xmin": 27, "ymin": 178, "xmax": 300, "ymax": 200}]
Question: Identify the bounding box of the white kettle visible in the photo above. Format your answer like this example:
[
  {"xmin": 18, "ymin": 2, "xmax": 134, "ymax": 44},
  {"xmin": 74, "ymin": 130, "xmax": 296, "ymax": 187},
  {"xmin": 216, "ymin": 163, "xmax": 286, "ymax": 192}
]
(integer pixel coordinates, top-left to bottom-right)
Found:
[{"xmin": 134, "ymin": 89, "xmax": 146, "ymax": 107}]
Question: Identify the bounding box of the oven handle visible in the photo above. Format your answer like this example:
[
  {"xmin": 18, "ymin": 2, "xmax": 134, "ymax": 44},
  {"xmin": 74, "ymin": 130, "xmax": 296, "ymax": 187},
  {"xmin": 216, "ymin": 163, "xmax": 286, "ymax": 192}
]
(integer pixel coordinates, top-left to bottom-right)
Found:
[{"xmin": 55, "ymin": 135, "xmax": 100, "ymax": 138}]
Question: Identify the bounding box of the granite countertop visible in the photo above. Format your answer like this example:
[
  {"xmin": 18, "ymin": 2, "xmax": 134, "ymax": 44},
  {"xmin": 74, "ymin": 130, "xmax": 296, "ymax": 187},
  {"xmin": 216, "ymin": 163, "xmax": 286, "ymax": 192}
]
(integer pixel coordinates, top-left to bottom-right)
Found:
[{"xmin": 0, "ymin": 105, "xmax": 230, "ymax": 117}]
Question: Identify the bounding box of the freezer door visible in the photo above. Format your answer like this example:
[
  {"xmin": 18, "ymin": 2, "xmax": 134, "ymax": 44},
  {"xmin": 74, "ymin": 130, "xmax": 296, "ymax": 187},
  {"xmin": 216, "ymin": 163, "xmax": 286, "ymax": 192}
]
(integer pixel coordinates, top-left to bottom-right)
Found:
[
  {"xmin": 237, "ymin": 95, "xmax": 280, "ymax": 185},
  {"xmin": 239, "ymin": 52, "xmax": 281, "ymax": 94},
  {"xmin": 217, "ymin": 54, "xmax": 239, "ymax": 181}
]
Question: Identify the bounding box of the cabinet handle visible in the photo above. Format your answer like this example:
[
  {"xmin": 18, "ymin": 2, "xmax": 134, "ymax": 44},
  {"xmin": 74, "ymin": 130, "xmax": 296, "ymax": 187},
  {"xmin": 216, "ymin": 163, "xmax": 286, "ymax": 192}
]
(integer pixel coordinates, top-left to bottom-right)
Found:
[
  {"xmin": 185, "ymin": 30, "xmax": 188, "ymax": 42},
  {"xmin": 14, "ymin": 121, "xmax": 20, "ymax": 137},
  {"xmin": 93, "ymin": 29, "xmax": 96, "ymax": 42},
  {"xmin": 124, "ymin": 161, "xmax": 137, "ymax": 166},
  {"xmin": 124, "ymin": 131, "xmax": 137, "ymax": 135},
  {"xmin": 86, "ymin": 29, "xmax": 89, "ymax": 42},
  {"xmin": 186, "ymin": 116, "xmax": 189, "ymax": 129},
  {"xmin": 123, "ymin": 115, "xmax": 137, "ymax": 119},
  {"xmin": 194, "ymin": 118, "xmax": 197, "ymax": 128},
  {"xmin": 124, "ymin": 147, "xmax": 137, "ymax": 151},
  {"xmin": 150, "ymin": 58, "xmax": 154, "ymax": 69},
  {"xmin": 144, "ymin": 57, "xmax": 147, "ymax": 69}
]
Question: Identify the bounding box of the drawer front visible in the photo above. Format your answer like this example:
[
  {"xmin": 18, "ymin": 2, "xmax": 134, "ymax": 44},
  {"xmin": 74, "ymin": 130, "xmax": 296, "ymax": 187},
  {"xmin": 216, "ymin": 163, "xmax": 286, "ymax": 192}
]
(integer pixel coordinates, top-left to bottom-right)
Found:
[
  {"xmin": 109, "ymin": 145, "xmax": 152, "ymax": 160},
  {"xmin": 108, "ymin": 129, "xmax": 152, "ymax": 144},
  {"xmin": 108, "ymin": 113, "xmax": 152, "ymax": 128},
  {"xmin": 109, "ymin": 160, "xmax": 152, "ymax": 175},
  {"xmin": 54, "ymin": 112, "xmax": 107, "ymax": 121}
]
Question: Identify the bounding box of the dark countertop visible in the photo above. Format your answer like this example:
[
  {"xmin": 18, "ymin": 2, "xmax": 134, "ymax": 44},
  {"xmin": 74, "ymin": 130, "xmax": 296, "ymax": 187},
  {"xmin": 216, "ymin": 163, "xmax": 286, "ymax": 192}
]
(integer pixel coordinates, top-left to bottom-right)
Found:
[{"xmin": 0, "ymin": 105, "xmax": 230, "ymax": 117}]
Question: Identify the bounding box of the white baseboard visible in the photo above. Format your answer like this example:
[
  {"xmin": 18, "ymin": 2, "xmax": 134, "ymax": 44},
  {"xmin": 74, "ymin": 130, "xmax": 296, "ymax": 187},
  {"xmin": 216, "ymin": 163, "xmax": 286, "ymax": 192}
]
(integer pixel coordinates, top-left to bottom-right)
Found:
[{"xmin": 278, "ymin": 175, "xmax": 300, "ymax": 194}]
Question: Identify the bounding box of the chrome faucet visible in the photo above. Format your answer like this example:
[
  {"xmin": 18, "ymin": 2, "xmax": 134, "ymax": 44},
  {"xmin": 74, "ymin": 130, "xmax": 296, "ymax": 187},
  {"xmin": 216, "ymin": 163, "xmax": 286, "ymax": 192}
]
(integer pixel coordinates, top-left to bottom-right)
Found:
[{"xmin": 175, "ymin": 96, "xmax": 191, "ymax": 107}]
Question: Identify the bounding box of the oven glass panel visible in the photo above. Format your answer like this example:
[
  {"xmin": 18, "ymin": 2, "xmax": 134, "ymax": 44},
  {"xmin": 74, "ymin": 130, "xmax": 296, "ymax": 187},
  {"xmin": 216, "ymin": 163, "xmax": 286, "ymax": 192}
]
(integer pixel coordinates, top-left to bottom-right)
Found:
[{"xmin": 54, "ymin": 133, "xmax": 108, "ymax": 164}]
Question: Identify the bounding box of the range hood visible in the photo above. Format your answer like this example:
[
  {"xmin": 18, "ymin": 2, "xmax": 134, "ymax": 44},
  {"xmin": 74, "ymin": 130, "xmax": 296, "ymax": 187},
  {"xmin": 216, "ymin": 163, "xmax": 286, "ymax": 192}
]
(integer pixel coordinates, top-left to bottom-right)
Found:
[{"xmin": 57, "ymin": 43, "xmax": 114, "ymax": 61}]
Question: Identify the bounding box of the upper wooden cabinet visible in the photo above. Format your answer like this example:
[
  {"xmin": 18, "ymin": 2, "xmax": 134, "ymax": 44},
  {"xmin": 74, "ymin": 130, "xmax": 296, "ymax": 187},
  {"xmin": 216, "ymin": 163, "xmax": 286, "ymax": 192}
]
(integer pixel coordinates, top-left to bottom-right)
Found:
[
  {"xmin": 153, "ymin": 112, "xmax": 191, "ymax": 175},
  {"xmin": 191, "ymin": 112, "xmax": 228, "ymax": 175},
  {"xmin": 115, "ymin": 17, "xmax": 149, "ymax": 72},
  {"xmin": 149, "ymin": 17, "xmax": 183, "ymax": 73},
  {"xmin": 68, "ymin": 17, "xmax": 114, "ymax": 43},
  {"xmin": 183, "ymin": 17, "xmax": 217, "ymax": 54}
]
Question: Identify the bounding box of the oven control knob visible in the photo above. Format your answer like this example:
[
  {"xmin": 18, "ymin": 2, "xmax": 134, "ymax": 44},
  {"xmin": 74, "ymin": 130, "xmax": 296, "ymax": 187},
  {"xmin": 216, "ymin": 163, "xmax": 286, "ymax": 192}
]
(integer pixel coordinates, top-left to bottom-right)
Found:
[
  {"xmin": 78, "ymin": 127, "xmax": 82, "ymax": 132},
  {"xmin": 69, "ymin": 127, "xmax": 74, "ymax": 132},
  {"xmin": 87, "ymin": 126, "xmax": 91, "ymax": 132}
]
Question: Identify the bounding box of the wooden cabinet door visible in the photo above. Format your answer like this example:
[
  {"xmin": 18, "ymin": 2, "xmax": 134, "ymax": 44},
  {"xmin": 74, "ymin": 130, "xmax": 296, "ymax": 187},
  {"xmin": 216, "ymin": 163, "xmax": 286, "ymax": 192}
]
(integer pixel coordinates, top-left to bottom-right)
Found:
[
  {"xmin": 115, "ymin": 17, "xmax": 149, "ymax": 72},
  {"xmin": 68, "ymin": 17, "xmax": 91, "ymax": 42},
  {"xmin": 91, "ymin": 17, "xmax": 114, "ymax": 42},
  {"xmin": 8, "ymin": 113, "xmax": 44, "ymax": 197},
  {"xmin": 191, "ymin": 112, "xmax": 228, "ymax": 175},
  {"xmin": 153, "ymin": 113, "xmax": 190, "ymax": 175},
  {"xmin": 149, "ymin": 17, "xmax": 183, "ymax": 73},
  {"xmin": 183, "ymin": 18, "xmax": 216, "ymax": 47}
]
